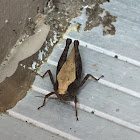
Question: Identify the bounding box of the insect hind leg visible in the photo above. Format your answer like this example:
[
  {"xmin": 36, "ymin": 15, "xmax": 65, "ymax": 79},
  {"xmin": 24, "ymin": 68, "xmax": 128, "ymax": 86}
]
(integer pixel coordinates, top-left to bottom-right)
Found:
[
  {"xmin": 74, "ymin": 95, "xmax": 79, "ymax": 121},
  {"xmin": 74, "ymin": 40, "xmax": 82, "ymax": 80},
  {"xmin": 56, "ymin": 38, "xmax": 72, "ymax": 74}
]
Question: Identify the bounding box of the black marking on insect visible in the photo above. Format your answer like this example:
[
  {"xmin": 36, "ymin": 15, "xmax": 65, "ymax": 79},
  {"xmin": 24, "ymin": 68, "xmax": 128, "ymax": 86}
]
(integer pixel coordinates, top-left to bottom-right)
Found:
[{"xmin": 38, "ymin": 38, "xmax": 104, "ymax": 120}]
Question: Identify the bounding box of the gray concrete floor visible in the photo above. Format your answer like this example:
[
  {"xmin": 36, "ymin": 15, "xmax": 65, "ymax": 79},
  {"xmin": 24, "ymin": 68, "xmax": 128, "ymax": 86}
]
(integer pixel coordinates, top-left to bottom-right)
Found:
[{"xmin": 1, "ymin": 0, "xmax": 140, "ymax": 139}]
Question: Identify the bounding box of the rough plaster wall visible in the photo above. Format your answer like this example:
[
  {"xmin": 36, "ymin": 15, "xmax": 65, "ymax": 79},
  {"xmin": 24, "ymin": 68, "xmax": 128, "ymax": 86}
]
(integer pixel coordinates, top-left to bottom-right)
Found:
[{"xmin": 0, "ymin": 0, "xmax": 47, "ymax": 65}]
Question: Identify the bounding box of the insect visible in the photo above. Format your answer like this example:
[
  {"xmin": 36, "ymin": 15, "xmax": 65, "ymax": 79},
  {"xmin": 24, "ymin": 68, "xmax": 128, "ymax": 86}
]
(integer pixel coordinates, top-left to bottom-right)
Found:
[{"xmin": 38, "ymin": 38, "xmax": 104, "ymax": 120}]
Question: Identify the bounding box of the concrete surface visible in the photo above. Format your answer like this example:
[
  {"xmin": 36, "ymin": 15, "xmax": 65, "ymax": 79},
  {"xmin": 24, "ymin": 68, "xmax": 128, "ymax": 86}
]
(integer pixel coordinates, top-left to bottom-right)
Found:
[
  {"xmin": 0, "ymin": 114, "xmax": 65, "ymax": 140},
  {"xmin": 1, "ymin": 0, "xmax": 140, "ymax": 140}
]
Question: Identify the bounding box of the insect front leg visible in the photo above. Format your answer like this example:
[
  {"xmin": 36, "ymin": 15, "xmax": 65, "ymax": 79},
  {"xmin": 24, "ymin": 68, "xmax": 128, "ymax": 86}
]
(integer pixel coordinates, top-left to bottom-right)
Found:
[
  {"xmin": 76, "ymin": 74, "xmax": 104, "ymax": 91},
  {"xmin": 37, "ymin": 70, "xmax": 55, "ymax": 90},
  {"xmin": 38, "ymin": 92, "xmax": 55, "ymax": 110}
]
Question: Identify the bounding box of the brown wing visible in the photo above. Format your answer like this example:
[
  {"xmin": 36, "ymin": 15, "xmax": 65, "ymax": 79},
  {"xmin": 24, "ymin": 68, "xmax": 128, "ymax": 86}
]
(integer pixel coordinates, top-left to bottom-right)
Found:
[{"xmin": 57, "ymin": 46, "xmax": 76, "ymax": 94}]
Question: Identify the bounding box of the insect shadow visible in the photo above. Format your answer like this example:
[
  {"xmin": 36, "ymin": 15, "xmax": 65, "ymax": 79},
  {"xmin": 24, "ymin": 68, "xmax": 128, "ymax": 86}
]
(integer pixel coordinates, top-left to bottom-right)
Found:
[{"xmin": 37, "ymin": 38, "xmax": 104, "ymax": 120}]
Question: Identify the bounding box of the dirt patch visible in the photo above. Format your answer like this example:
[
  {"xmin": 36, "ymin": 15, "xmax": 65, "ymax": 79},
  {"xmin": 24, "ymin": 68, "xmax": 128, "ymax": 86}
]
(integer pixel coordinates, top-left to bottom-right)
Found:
[
  {"xmin": 44, "ymin": 0, "xmax": 116, "ymax": 55},
  {"xmin": 0, "ymin": 53, "xmax": 37, "ymax": 112},
  {"xmin": 34, "ymin": 0, "xmax": 117, "ymax": 64},
  {"xmin": 84, "ymin": 1, "xmax": 117, "ymax": 35},
  {"xmin": 42, "ymin": 0, "xmax": 117, "ymax": 57}
]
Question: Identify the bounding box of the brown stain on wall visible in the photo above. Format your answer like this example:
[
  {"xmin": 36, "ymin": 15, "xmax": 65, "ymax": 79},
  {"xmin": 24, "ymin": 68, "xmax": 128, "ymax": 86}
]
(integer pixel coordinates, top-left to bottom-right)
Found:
[
  {"xmin": 84, "ymin": 0, "xmax": 117, "ymax": 35},
  {"xmin": 0, "ymin": 53, "xmax": 37, "ymax": 113},
  {"xmin": 0, "ymin": 0, "xmax": 47, "ymax": 113}
]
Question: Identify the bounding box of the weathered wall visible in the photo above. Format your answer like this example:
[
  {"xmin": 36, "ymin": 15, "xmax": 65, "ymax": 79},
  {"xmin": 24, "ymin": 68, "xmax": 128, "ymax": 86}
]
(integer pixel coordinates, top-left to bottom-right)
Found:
[{"xmin": 0, "ymin": 0, "xmax": 47, "ymax": 65}]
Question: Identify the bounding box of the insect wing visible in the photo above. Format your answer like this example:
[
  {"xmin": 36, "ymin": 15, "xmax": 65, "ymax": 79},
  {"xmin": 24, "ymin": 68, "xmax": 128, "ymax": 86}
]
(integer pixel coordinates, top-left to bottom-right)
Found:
[{"xmin": 57, "ymin": 46, "xmax": 76, "ymax": 94}]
